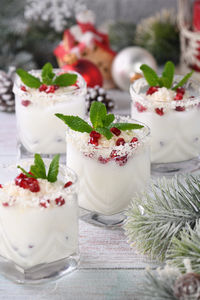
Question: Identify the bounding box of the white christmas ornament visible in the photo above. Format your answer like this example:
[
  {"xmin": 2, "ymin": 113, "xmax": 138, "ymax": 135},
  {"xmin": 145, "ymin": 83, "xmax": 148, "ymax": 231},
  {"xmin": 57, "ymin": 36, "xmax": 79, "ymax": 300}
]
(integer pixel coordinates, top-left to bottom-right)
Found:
[{"xmin": 111, "ymin": 46, "xmax": 157, "ymax": 91}]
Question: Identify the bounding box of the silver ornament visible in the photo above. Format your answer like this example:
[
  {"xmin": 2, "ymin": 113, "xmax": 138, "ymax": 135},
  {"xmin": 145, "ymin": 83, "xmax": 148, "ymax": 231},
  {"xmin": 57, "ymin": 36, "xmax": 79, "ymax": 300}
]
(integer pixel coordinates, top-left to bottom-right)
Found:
[{"xmin": 111, "ymin": 46, "xmax": 157, "ymax": 91}]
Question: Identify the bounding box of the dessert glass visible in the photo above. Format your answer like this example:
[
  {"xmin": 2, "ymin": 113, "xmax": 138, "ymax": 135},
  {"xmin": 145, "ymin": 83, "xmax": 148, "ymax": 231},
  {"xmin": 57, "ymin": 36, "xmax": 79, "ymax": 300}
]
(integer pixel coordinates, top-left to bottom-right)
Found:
[
  {"xmin": 130, "ymin": 76, "xmax": 200, "ymax": 174},
  {"xmin": 0, "ymin": 160, "xmax": 79, "ymax": 284},
  {"xmin": 66, "ymin": 116, "xmax": 150, "ymax": 228},
  {"xmin": 13, "ymin": 70, "xmax": 86, "ymax": 159}
]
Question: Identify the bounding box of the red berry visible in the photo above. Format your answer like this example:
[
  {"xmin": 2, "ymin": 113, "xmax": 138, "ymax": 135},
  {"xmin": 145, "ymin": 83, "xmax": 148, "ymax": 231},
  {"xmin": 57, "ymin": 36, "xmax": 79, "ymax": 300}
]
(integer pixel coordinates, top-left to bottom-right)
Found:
[
  {"xmin": 55, "ymin": 196, "xmax": 65, "ymax": 206},
  {"xmin": 20, "ymin": 85, "xmax": 27, "ymax": 92},
  {"xmin": 115, "ymin": 155, "xmax": 128, "ymax": 166},
  {"xmin": 39, "ymin": 84, "xmax": 48, "ymax": 92},
  {"xmin": 54, "ymin": 85, "xmax": 59, "ymax": 90},
  {"xmin": 110, "ymin": 127, "xmax": 121, "ymax": 136},
  {"xmin": 46, "ymin": 85, "xmax": 56, "ymax": 93},
  {"xmin": 135, "ymin": 102, "xmax": 147, "ymax": 112},
  {"xmin": 21, "ymin": 100, "xmax": 31, "ymax": 107},
  {"xmin": 40, "ymin": 199, "xmax": 50, "ymax": 208},
  {"xmin": 110, "ymin": 150, "xmax": 118, "ymax": 159},
  {"xmin": 146, "ymin": 86, "xmax": 159, "ymax": 95},
  {"xmin": 2, "ymin": 202, "xmax": 9, "ymax": 207},
  {"xmin": 64, "ymin": 181, "xmax": 72, "ymax": 188},
  {"xmin": 15, "ymin": 173, "xmax": 40, "ymax": 193},
  {"xmin": 175, "ymin": 106, "xmax": 185, "ymax": 112},
  {"xmin": 174, "ymin": 93, "xmax": 183, "ymax": 100},
  {"xmin": 130, "ymin": 137, "xmax": 138, "ymax": 143},
  {"xmin": 90, "ymin": 131, "xmax": 101, "ymax": 139},
  {"xmin": 155, "ymin": 108, "xmax": 164, "ymax": 116},
  {"xmin": 0, "ymin": 184, "xmax": 2, "ymax": 188},
  {"xmin": 116, "ymin": 138, "xmax": 125, "ymax": 146},
  {"xmin": 176, "ymin": 87, "xmax": 185, "ymax": 95},
  {"xmin": 98, "ymin": 156, "xmax": 110, "ymax": 164},
  {"xmin": 89, "ymin": 137, "xmax": 99, "ymax": 146}
]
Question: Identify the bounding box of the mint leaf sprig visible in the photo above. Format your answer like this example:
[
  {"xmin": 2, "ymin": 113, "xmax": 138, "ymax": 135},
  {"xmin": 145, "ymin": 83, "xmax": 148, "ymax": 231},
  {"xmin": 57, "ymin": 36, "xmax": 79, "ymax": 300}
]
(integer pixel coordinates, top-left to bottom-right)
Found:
[
  {"xmin": 55, "ymin": 101, "xmax": 144, "ymax": 140},
  {"xmin": 16, "ymin": 62, "xmax": 77, "ymax": 89},
  {"xmin": 17, "ymin": 154, "xmax": 60, "ymax": 183},
  {"xmin": 140, "ymin": 61, "xmax": 194, "ymax": 91}
]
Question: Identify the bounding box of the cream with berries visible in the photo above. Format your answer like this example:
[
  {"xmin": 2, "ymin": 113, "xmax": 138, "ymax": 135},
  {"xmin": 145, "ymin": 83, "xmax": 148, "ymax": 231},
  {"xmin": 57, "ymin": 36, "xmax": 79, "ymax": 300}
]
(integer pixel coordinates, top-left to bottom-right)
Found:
[
  {"xmin": 14, "ymin": 63, "xmax": 86, "ymax": 154},
  {"xmin": 56, "ymin": 102, "xmax": 150, "ymax": 215},
  {"xmin": 130, "ymin": 61, "xmax": 200, "ymax": 168},
  {"xmin": 0, "ymin": 155, "xmax": 78, "ymax": 269}
]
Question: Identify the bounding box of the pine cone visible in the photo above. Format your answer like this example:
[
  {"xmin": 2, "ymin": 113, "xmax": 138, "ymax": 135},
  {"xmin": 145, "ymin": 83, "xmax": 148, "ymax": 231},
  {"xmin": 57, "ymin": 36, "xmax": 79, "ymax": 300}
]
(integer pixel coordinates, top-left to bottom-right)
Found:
[
  {"xmin": 173, "ymin": 273, "xmax": 200, "ymax": 300},
  {"xmin": 0, "ymin": 70, "xmax": 15, "ymax": 112},
  {"xmin": 86, "ymin": 85, "xmax": 115, "ymax": 112}
]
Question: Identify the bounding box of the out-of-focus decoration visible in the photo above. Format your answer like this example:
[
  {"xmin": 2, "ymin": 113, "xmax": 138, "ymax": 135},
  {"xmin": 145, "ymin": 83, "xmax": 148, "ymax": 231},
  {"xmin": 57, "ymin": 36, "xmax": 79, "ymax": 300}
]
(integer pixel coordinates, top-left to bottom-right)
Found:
[
  {"xmin": 135, "ymin": 9, "xmax": 180, "ymax": 65},
  {"xmin": 86, "ymin": 85, "xmax": 115, "ymax": 112},
  {"xmin": 0, "ymin": 0, "xmax": 86, "ymax": 70},
  {"xmin": 54, "ymin": 10, "xmax": 116, "ymax": 89},
  {"xmin": 108, "ymin": 22, "xmax": 136, "ymax": 52},
  {"xmin": 111, "ymin": 46, "xmax": 157, "ymax": 91},
  {"xmin": 62, "ymin": 57, "xmax": 103, "ymax": 87},
  {"xmin": 0, "ymin": 67, "xmax": 15, "ymax": 113},
  {"xmin": 178, "ymin": 0, "xmax": 200, "ymax": 74}
]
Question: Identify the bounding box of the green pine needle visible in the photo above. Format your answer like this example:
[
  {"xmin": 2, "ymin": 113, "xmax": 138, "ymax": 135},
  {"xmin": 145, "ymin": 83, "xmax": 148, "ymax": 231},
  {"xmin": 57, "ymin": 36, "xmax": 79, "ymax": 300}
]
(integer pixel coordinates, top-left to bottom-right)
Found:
[{"xmin": 124, "ymin": 175, "xmax": 200, "ymax": 261}]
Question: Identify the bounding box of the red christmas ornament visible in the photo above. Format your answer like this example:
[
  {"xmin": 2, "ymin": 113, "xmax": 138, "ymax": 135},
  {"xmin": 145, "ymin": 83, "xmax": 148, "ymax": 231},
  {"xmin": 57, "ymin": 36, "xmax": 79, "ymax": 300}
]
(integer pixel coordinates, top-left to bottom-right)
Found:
[
  {"xmin": 193, "ymin": 0, "xmax": 200, "ymax": 31},
  {"xmin": 62, "ymin": 59, "xmax": 103, "ymax": 88}
]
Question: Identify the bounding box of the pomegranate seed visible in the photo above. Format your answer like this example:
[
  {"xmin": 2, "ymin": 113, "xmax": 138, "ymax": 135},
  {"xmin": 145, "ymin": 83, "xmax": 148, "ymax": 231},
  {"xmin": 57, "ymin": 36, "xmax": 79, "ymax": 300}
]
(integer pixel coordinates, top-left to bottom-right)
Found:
[
  {"xmin": 2, "ymin": 202, "xmax": 9, "ymax": 207},
  {"xmin": 130, "ymin": 137, "xmax": 138, "ymax": 143},
  {"xmin": 155, "ymin": 108, "xmax": 164, "ymax": 116},
  {"xmin": 46, "ymin": 85, "xmax": 56, "ymax": 93},
  {"xmin": 135, "ymin": 102, "xmax": 146, "ymax": 112},
  {"xmin": 110, "ymin": 127, "xmax": 121, "ymax": 136},
  {"xmin": 98, "ymin": 156, "xmax": 110, "ymax": 164},
  {"xmin": 175, "ymin": 106, "xmax": 185, "ymax": 112},
  {"xmin": 54, "ymin": 85, "xmax": 59, "ymax": 90},
  {"xmin": 146, "ymin": 86, "xmax": 159, "ymax": 95},
  {"xmin": 90, "ymin": 131, "xmax": 101, "ymax": 139},
  {"xmin": 15, "ymin": 173, "xmax": 40, "ymax": 193},
  {"xmin": 21, "ymin": 100, "xmax": 31, "ymax": 107},
  {"xmin": 64, "ymin": 181, "xmax": 72, "ymax": 188},
  {"xmin": 174, "ymin": 93, "xmax": 183, "ymax": 100},
  {"xmin": 89, "ymin": 137, "xmax": 99, "ymax": 146},
  {"xmin": 115, "ymin": 155, "xmax": 128, "ymax": 166},
  {"xmin": 55, "ymin": 196, "xmax": 65, "ymax": 206},
  {"xmin": 176, "ymin": 87, "xmax": 185, "ymax": 95},
  {"xmin": 40, "ymin": 199, "xmax": 50, "ymax": 208},
  {"xmin": 20, "ymin": 85, "xmax": 27, "ymax": 92},
  {"xmin": 116, "ymin": 138, "xmax": 125, "ymax": 146},
  {"xmin": 0, "ymin": 184, "xmax": 2, "ymax": 188},
  {"xmin": 39, "ymin": 84, "xmax": 48, "ymax": 92},
  {"xmin": 110, "ymin": 150, "xmax": 118, "ymax": 159}
]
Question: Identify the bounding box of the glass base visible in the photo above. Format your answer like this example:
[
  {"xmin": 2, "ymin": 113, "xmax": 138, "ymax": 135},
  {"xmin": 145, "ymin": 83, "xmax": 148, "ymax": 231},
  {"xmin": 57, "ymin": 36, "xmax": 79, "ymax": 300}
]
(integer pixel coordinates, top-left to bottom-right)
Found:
[
  {"xmin": 151, "ymin": 157, "xmax": 200, "ymax": 176},
  {"xmin": 0, "ymin": 253, "xmax": 79, "ymax": 284},
  {"xmin": 80, "ymin": 207, "xmax": 125, "ymax": 229},
  {"xmin": 17, "ymin": 143, "xmax": 66, "ymax": 164}
]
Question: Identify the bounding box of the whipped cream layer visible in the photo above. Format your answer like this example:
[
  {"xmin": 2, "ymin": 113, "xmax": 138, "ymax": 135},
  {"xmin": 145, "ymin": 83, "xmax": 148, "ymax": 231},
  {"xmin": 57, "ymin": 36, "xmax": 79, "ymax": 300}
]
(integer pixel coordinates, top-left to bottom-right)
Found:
[
  {"xmin": 66, "ymin": 119, "xmax": 150, "ymax": 215},
  {"xmin": 0, "ymin": 174, "xmax": 78, "ymax": 269}
]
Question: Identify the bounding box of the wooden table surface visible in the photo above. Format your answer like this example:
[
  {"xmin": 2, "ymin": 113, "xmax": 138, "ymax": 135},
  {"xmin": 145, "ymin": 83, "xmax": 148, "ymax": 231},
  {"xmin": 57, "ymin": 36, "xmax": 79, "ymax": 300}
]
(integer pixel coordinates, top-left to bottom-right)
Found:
[{"xmin": 0, "ymin": 91, "xmax": 157, "ymax": 300}]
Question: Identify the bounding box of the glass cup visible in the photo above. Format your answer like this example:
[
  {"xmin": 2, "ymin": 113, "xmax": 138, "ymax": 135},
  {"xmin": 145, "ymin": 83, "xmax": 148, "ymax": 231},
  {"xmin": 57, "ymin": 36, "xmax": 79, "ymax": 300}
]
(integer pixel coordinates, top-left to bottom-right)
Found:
[
  {"xmin": 66, "ymin": 116, "xmax": 150, "ymax": 228},
  {"xmin": 130, "ymin": 76, "xmax": 200, "ymax": 175},
  {"xmin": 13, "ymin": 70, "xmax": 86, "ymax": 159},
  {"xmin": 0, "ymin": 160, "xmax": 79, "ymax": 284}
]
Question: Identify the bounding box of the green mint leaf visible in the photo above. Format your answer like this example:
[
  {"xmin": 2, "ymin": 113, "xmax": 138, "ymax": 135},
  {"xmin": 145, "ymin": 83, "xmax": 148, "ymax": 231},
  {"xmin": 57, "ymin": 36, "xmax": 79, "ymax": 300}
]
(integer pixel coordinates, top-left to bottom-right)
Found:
[
  {"xmin": 41, "ymin": 62, "xmax": 55, "ymax": 85},
  {"xmin": 160, "ymin": 61, "xmax": 175, "ymax": 89},
  {"xmin": 109, "ymin": 123, "xmax": 144, "ymax": 131},
  {"xmin": 47, "ymin": 154, "xmax": 60, "ymax": 183},
  {"xmin": 16, "ymin": 69, "xmax": 41, "ymax": 88},
  {"xmin": 55, "ymin": 114, "xmax": 93, "ymax": 133},
  {"xmin": 90, "ymin": 101, "xmax": 107, "ymax": 129},
  {"xmin": 96, "ymin": 127, "xmax": 113, "ymax": 140},
  {"xmin": 102, "ymin": 114, "xmax": 115, "ymax": 127},
  {"xmin": 140, "ymin": 64, "xmax": 160, "ymax": 86},
  {"xmin": 53, "ymin": 73, "xmax": 77, "ymax": 87},
  {"xmin": 31, "ymin": 154, "xmax": 46, "ymax": 179},
  {"xmin": 172, "ymin": 71, "xmax": 194, "ymax": 91},
  {"xmin": 17, "ymin": 166, "xmax": 35, "ymax": 178}
]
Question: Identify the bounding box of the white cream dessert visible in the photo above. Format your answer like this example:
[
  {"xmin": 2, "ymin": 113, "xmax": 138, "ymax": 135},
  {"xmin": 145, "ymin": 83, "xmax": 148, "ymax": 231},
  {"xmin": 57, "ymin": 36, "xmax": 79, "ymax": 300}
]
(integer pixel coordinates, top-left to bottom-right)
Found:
[
  {"xmin": 130, "ymin": 62, "xmax": 200, "ymax": 164},
  {"xmin": 0, "ymin": 155, "xmax": 78, "ymax": 269},
  {"xmin": 14, "ymin": 63, "xmax": 86, "ymax": 154},
  {"xmin": 56, "ymin": 102, "xmax": 150, "ymax": 215}
]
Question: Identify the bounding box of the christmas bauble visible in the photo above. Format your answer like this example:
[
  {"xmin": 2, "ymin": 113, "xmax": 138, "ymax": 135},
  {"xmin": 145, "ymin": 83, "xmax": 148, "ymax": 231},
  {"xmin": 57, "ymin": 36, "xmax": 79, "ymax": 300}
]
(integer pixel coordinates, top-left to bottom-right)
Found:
[
  {"xmin": 0, "ymin": 69, "xmax": 15, "ymax": 113},
  {"xmin": 111, "ymin": 46, "xmax": 157, "ymax": 91},
  {"xmin": 62, "ymin": 59, "xmax": 103, "ymax": 88}
]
